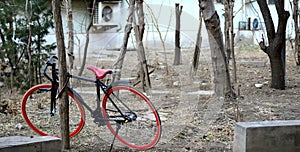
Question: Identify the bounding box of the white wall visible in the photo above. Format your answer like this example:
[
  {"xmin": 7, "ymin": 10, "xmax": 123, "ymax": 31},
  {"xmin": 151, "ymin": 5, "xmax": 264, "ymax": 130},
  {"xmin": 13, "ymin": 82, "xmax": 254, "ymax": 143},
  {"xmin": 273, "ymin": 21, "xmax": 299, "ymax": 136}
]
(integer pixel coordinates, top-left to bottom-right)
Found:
[
  {"xmin": 47, "ymin": 0, "xmax": 207, "ymax": 55},
  {"xmin": 46, "ymin": 0, "xmax": 295, "ymax": 55}
]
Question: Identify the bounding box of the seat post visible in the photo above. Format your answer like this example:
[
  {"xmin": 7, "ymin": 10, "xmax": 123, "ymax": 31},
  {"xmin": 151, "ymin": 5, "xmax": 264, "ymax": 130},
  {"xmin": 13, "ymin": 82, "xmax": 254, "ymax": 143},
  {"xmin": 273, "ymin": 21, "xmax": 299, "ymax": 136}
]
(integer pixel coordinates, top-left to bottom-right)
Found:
[{"xmin": 96, "ymin": 79, "xmax": 102, "ymax": 108}]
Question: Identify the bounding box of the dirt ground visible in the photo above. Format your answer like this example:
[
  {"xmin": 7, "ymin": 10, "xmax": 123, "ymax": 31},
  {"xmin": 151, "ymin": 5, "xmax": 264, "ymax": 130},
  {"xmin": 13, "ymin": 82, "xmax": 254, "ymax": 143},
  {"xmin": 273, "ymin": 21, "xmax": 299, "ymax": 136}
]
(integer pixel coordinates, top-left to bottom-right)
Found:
[{"xmin": 1, "ymin": 44, "xmax": 300, "ymax": 151}]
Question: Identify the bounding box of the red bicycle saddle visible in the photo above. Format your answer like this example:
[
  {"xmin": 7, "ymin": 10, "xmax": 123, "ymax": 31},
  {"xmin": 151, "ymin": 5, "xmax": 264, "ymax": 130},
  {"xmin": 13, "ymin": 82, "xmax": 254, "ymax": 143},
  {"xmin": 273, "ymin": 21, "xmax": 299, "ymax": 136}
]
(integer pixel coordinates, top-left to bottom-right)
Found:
[{"xmin": 87, "ymin": 65, "xmax": 112, "ymax": 79}]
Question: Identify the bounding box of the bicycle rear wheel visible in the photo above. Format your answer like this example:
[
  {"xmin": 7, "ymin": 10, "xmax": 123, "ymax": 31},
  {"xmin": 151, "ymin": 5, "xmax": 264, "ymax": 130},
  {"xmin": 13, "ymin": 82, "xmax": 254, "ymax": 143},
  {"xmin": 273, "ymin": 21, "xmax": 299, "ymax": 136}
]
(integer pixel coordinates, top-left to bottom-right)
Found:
[
  {"xmin": 102, "ymin": 85, "xmax": 161, "ymax": 150},
  {"xmin": 21, "ymin": 84, "xmax": 85, "ymax": 138}
]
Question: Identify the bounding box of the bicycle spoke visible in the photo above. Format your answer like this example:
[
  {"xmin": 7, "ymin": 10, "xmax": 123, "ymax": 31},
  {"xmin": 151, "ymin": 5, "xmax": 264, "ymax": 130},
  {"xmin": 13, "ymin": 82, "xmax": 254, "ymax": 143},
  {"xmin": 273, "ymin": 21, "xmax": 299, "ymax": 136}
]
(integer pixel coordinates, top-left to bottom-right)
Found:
[
  {"xmin": 22, "ymin": 84, "xmax": 85, "ymax": 138},
  {"xmin": 102, "ymin": 85, "xmax": 161, "ymax": 150}
]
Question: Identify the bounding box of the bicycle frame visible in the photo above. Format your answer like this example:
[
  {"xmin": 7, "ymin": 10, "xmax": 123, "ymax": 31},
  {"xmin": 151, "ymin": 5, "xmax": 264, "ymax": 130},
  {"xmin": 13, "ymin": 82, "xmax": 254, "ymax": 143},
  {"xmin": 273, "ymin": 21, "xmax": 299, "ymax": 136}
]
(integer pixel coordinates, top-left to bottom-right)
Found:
[{"xmin": 43, "ymin": 56, "xmax": 133, "ymax": 124}]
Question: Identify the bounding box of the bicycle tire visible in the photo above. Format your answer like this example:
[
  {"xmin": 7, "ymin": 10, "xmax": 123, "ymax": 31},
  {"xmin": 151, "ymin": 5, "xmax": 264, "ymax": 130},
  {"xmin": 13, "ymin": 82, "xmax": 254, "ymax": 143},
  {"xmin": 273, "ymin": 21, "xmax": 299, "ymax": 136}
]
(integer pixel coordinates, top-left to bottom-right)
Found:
[
  {"xmin": 102, "ymin": 85, "xmax": 161, "ymax": 150},
  {"xmin": 21, "ymin": 84, "xmax": 85, "ymax": 138}
]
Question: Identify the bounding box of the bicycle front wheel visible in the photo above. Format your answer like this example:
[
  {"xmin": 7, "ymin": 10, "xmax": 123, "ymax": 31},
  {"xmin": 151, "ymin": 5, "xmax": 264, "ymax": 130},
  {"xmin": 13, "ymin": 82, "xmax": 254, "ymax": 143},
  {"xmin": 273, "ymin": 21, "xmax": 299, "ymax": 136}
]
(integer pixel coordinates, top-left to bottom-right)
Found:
[
  {"xmin": 102, "ymin": 85, "xmax": 161, "ymax": 150},
  {"xmin": 21, "ymin": 84, "xmax": 85, "ymax": 138}
]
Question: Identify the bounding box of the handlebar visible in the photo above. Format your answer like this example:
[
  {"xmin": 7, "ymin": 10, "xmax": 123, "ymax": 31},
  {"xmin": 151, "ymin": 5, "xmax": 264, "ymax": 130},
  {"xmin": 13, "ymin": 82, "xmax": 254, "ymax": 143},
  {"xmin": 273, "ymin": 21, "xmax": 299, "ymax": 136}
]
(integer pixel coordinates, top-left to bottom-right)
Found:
[
  {"xmin": 48, "ymin": 55, "xmax": 58, "ymax": 64},
  {"xmin": 43, "ymin": 55, "xmax": 58, "ymax": 82}
]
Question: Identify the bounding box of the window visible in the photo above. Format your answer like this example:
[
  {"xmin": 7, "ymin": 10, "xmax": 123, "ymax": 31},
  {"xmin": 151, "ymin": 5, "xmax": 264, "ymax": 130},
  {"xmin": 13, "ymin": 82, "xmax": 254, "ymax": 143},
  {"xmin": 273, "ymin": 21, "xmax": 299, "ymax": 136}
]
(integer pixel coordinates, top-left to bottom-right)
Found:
[{"xmin": 268, "ymin": 0, "xmax": 276, "ymax": 4}]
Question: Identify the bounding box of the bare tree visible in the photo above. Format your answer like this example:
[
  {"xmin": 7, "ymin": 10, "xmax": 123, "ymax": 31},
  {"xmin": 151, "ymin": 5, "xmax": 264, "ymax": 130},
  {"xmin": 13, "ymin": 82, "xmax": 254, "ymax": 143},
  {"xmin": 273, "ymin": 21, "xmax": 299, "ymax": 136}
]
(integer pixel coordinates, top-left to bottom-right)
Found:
[
  {"xmin": 112, "ymin": 0, "xmax": 135, "ymax": 83},
  {"xmin": 257, "ymin": 0, "xmax": 289, "ymax": 89},
  {"xmin": 293, "ymin": 0, "xmax": 300, "ymax": 65},
  {"xmin": 78, "ymin": 0, "xmax": 96, "ymax": 76},
  {"xmin": 174, "ymin": 3, "xmax": 183, "ymax": 65},
  {"xmin": 25, "ymin": 0, "xmax": 32, "ymax": 86},
  {"xmin": 52, "ymin": 0, "xmax": 70, "ymax": 150},
  {"xmin": 137, "ymin": 0, "xmax": 145, "ymax": 41},
  {"xmin": 224, "ymin": 0, "xmax": 231, "ymax": 59},
  {"xmin": 224, "ymin": 0, "xmax": 237, "ymax": 83},
  {"xmin": 191, "ymin": 6, "xmax": 203, "ymax": 75},
  {"xmin": 199, "ymin": 0, "xmax": 235, "ymax": 97},
  {"xmin": 230, "ymin": 1, "xmax": 237, "ymax": 83},
  {"xmin": 144, "ymin": 2, "xmax": 170, "ymax": 75},
  {"xmin": 134, "ymin": 0, "xmax": 151, "ymax": 89},
  {"xmin": 113, "ymin": 0, "xmax": 151, "ymax": 90},
  {"xmin": 65, "ymin": 0, "xmax": 74, "ymax": 69}
]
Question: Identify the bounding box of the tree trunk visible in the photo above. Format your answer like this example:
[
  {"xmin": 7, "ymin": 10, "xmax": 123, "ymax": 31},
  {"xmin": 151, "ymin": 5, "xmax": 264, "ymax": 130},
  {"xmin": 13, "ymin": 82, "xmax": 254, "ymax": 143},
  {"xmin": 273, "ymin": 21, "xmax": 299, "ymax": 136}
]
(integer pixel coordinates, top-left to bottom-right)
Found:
[
  {"xmin": 269, "ymin": 48, "xmax": 285, "ymax": 88},
  {"xmin": 231, "ymin": 39, "xmax": 237, "ymax": 83},
  {"xmin": 224, "ymin": 0, "xmax": 231, "ymax": 59},
  {"xmin": 133, "ymin": 0, "xmax": 151, "ymax": 90},
  {"xmin": 52, "ymin": 0, "xmax": 70, "ymax": 150},
  {"xmin": 199, "ymin": 0, "xmax": 234, "ymax": 97},
  {"xmin": 112, "ymin": 0, "xmax": 134, "ymax": 83},
  {"xmin": 225, "ymin": 0, "xmax": 237, "ymax": 83},
  {"xmin": 230, "ymin": 1, "xmax": 237, "ymax": 83},
  {"xmin": 257, "ymin": 0, "xmax": 289, "ymax": 89},
  {"xmin": 66, "ymin": 0, "xmax": 74, "ymax": 70},
  {"xmin": 137, "ymin": 0, "xmax": 145, "ymax": 41},
  {"xmin": 25, "ymin": 0, "xmax": 32, "ymax": 87},
  {"xmin": 174, "ymin": 3, "xmax": 183, "ymax": 65},
  {"xmin": 191, "ymin": 7, "xmax": 203, "ymax": 75},
  {"xmin": 293, "ymin": 0, "xmax": 300, "ymax": 65}
]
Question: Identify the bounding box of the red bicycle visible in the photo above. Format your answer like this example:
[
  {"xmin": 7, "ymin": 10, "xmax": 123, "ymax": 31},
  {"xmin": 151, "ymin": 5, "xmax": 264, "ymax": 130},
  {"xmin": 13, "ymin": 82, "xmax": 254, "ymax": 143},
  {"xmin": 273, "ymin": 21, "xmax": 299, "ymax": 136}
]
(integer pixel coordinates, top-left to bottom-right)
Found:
[{"xmin": 21, "ymin": 56, "xmax": 161, "ymax": 150}]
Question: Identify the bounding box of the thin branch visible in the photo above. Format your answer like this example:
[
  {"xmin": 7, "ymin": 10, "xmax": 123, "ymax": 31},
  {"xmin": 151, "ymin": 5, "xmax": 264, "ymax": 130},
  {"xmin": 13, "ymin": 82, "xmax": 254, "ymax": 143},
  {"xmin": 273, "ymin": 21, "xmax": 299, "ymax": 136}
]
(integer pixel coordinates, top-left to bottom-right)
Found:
[{"xmin": 78, "ymin": 0, "xmax": 96, "ymax": 76}]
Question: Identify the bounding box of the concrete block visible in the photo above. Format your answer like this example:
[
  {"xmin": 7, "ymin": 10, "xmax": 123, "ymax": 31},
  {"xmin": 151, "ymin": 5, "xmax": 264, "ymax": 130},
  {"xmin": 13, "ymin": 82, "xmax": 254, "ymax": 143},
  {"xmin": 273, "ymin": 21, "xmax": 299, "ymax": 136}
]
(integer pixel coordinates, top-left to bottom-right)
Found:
[
  {"xmin": 233, "ymin": 120, "xmax": 300, "ymax": 152},
  {"xmin": 0, "ymin": 136, "xmax": 61, "ymax": 152}
]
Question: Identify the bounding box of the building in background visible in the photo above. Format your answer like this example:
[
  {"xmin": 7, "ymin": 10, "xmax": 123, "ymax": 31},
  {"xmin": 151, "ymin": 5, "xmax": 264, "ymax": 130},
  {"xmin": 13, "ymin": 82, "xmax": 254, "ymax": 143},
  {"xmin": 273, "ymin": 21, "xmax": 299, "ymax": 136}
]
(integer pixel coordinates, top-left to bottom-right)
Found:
[{"xmin": 46, "ymin": 0, "xmax": 295, "ymax": 56}]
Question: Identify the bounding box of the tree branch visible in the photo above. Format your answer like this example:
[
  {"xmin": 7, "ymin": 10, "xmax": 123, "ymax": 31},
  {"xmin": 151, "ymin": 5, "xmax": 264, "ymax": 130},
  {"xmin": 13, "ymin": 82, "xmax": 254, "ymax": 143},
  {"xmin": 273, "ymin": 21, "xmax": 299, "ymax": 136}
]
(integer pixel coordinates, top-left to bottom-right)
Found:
[
  {"xmin": 259, "ymin": 35, "xmax": 268, "ymax": 53},
  {"xmin": 257, "ymin": 0, "xmax": 275, "ymax": 41},
  {"xmin": 275, "ymin": 0, "xmax": 284, "ymax": 14},
  {"xmin": 276, "ymin": 0, "xmax": 290, "ymax": 38}
]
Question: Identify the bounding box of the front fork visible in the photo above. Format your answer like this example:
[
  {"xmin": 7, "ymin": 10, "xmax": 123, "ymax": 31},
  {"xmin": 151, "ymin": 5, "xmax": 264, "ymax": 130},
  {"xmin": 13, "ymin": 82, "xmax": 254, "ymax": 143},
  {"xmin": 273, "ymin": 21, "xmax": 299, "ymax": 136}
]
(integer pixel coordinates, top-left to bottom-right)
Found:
[
  {"xmin": 50, "ymin": 86, "xmax": 57, "ymax": 116},
  {"xmin": 50, "ymin": 72, "xmax": 70, "ymax": 116}
]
